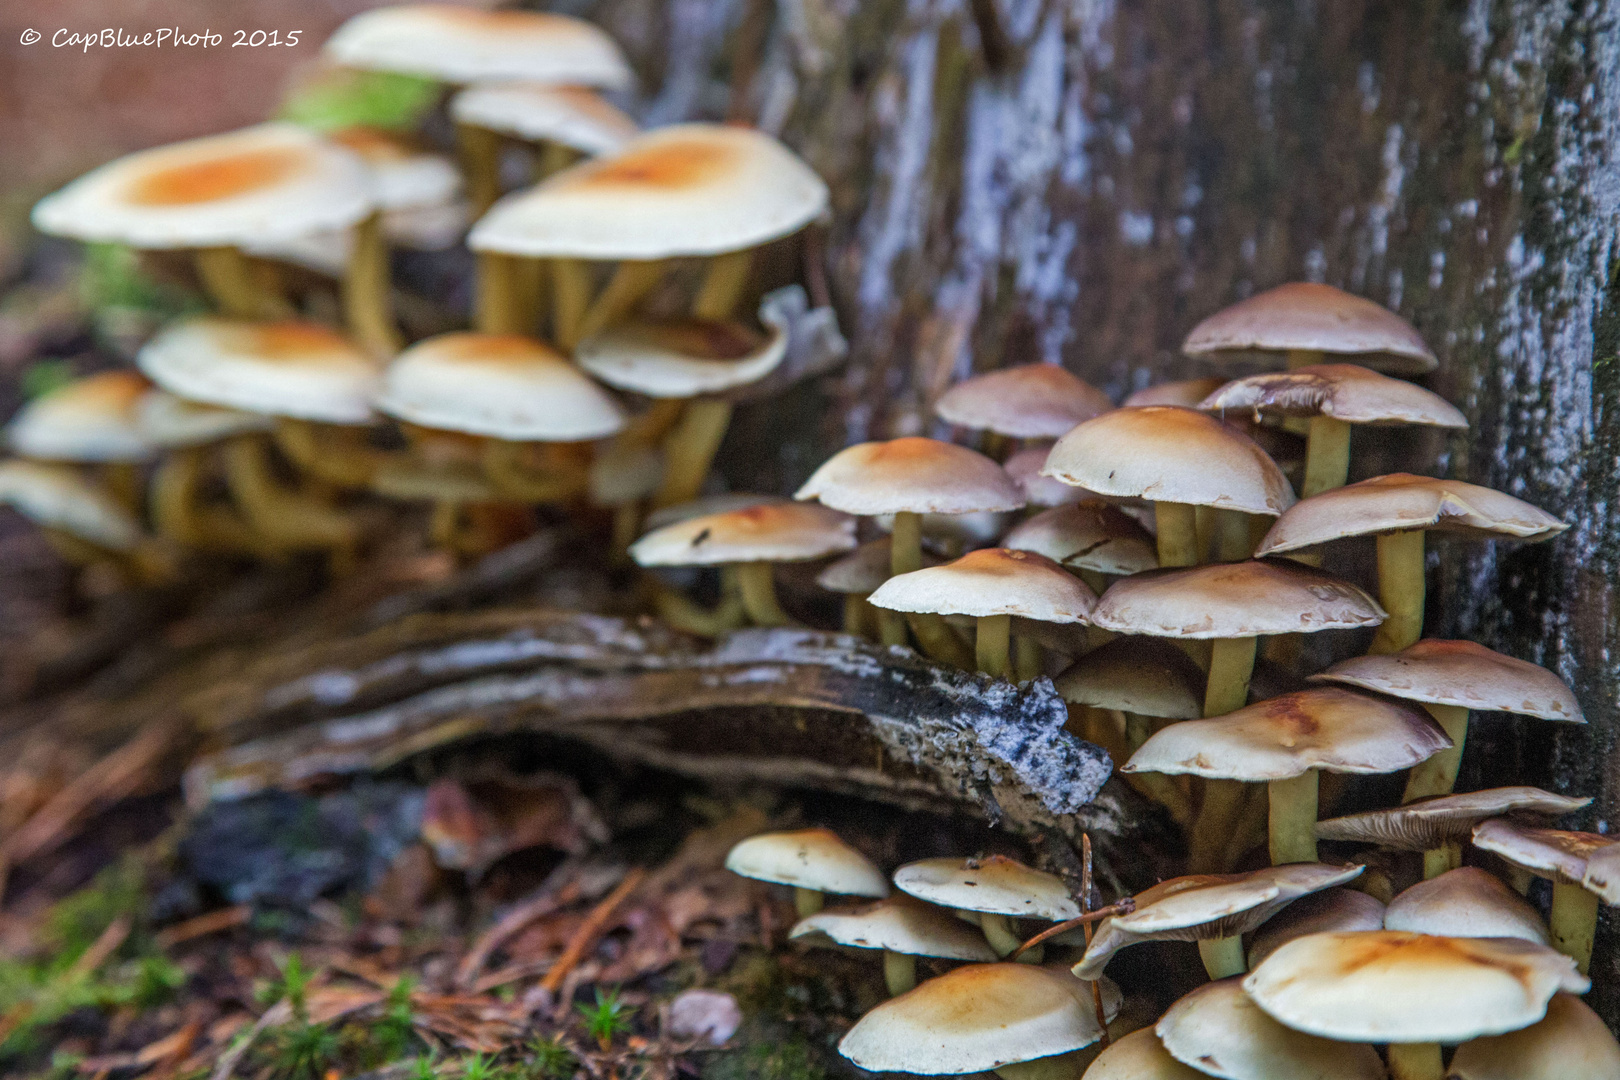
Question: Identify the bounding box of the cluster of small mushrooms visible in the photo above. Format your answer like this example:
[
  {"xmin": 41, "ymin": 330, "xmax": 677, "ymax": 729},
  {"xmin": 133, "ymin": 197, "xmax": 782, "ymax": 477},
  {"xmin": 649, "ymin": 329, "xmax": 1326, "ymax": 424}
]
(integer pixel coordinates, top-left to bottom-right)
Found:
[{"xmin": 6, "ymin": 5, "xmax": 1615, "ymax": 1079}]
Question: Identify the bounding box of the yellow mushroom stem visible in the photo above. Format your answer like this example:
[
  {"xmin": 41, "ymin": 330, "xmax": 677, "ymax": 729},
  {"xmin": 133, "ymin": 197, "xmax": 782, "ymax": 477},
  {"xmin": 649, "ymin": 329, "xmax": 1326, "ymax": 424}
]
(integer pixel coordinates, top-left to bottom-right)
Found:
[
  {"xmin": 1214, "ymin": 509, "xmax": 1254, "ymax": 562},
  {"xmin": 1422, "ymin": 842, "xmax": 1463, "ymax": 879},
  {"xmin": 793, "ymin": 887, "xmax": 824, "ymax": 919},
  {"xmin": 1204, "ymin": 636, "xmax": 1257, "ymax": 716},
  {"xmin": 874, "ymin": 512, "xmax": 923, "ymax": 648},
  {"xmin": 536, "ymin": 140, "xmax": 578, "ymax": 180},
  {"xmin": 1402, "ymin": 704, "xmax": 1469, "ymax": 802},
  {"xmin": 576, "ymin": 259, "xmax": 668, "ymax": 343},
  {"xmin": 274, "ymin": 419, "xmax": 385, "ymax": 489},
  {"xmin": 1154, "ymin": 501, "xmax": 1200, "ymax": 567},
  {"xmin": 979, "ymin": 912, "xmax": 1025, "ymax": 958},
  {"xmin": 980, "ymin": 431, "xmax": 1011, "ymax": 462},
  {"xmin": 552, "ymin": 258, "xmax": 594, "ymax": 350},
  {"xmin": 482, "ymin": 440, "xmax": 588, "ymax": 503},
  {"xmin": 994, "ymin": 1050, "xmax": 1097, "ymax": 1080},
  {"xmin": 429, "ymin": 501, "xmax": 463, "ymax": 551},
  {"xmin": 1196, "ymin": 935, "xmax": 1247, "ymax": 980},
  {"xmin": 194, "ymin": 246, "xmax": 289, "ymax": 319},
  {"xmin": 653, "ymin": 398, "xmax": 732, "ymax": 509},
  {"xmin": 1285, "ymin": 348, "xmax": 1324, "ymax": 370},
  {"xmin": 736, "ymin": 561, "xmax": 792, "ymax": 627},
  {"xmin": 475, "ymin": 252, "xmax": 530, "ymax": 334},
  {"xmin": 1268, "ymin": 771, "xmax": 1320, "ymax": 864},
  {"xmin": 692, "ymin": 248, "xmax": 756, "ymax": 320},
  {"xmin": 1014, "ymin": 636, "xmax": 1043, "ymax": 682},
  {"xmin": 222, "ymin": 435, "xmax": 358, "ymax": 572},
  {"xmin": 1187, "ymin": 635, "xmax": 1259, "ymax": 871},
  {"xmin": 151, "ymin": 447, "xmax": 266, "ymax": 556},
  {"xmin": 651, "ymin": 569, "xmax": 746, "ymax": 636},
  {"xmin": 1224, "ymin": 785, "xmax": 1272, "ymax": 868},
  {"xmin": 909, "ymin": 613, "xmax": 976, "ymax": 668},
  {"xmin": 1369, "ymin": 529, "xmax": 1426, "ymax": 654},
  {"xmin": 842, "ymin": 594, "xmax": 868, "ymax": 636},
  {"xmin": 1550, "ymin": 882, "xmax": 1599, "ymax": 974},
  {"xmin": 977, "ymin": 613, "xmax": 1012, "ymax": 677},
  {"xmin": 100, "ymin": 462, "xmax": 144, "ymax": 516},
  {"xmin": 1193, "ymin": 505, "xmax": 1215, "ymax": 563},
  {"xmin": 882, "ymin": 951, "xmax": 916, "ymax": 997},
  {"xmin": 1386, "ymin": 1042, "xmax": 1443, "ymax": 1080},
  {"xmin": 1116, "ymin": 710, "xmax": 1194, "ymax": 826},
  {"xmin": 457, "ymin": 123, "xmax": 503, "ymax": 217},
  {"xmin": 1301, "ymin": 416, "xmax": 1353, "ymax": 498},
  {"xmin": 344, "ymin": 213, "xmax": 403, "ymax": 358}
]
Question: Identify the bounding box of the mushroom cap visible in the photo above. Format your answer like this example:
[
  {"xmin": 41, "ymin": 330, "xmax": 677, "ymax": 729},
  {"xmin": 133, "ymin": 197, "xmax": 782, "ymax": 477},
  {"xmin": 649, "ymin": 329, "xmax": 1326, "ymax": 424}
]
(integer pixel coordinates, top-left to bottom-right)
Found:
[
  {"xmin": 1156, "ymin": 978, "xmax": 1387, "ymax": 1080},
  {"xmin": 450, "ymin": 83, "xmax": 638, "ymax": 154},
  {"xmin": 1003, "ymin": 502, "xmax": 1159, "ymax": 576},
  {"xmin": 1243, "ymin": 930, "xmax": 1588, "ymax": 1043},
  {"xmin": 867, "ymin": 548, "xmax": 1097, "ymax": 623},
  {"xmin": 1041, "ymin": 406, "xmax": 1295, "ymax": 515},
  {"xmin": 1004, "ymin": 444, "xmax": 1099, "ymax": 507},
  {"xmin": 8, "ymin": 371, "xmax": 154, "ymax": 463},
  {"xmin": 933, "ymin": 364, "xmax": 1113, "ymax": 439},
  {"xmin": 795, "ymin": 437, "xmax": 1024, "ymax": 516},
  {"xmin": 724, "ymin": 828, "xmax": 888, "ymax": 897},
  {"xmin": 1246, "ymin": 888, "xmax": 1387, "ymax": 969},
  {"xmin": 892, "ymin": 855, "xmax": 1083, "ymax": 921},
  {"xmin": 1072, "ymin": 863, "xmax": 1363, "ymax": 979},
  {"xmin": 643, "ymin": 492, "xmax": 783, "ymax": 531},
  {"xmin": 32, "ymin": 123, "xmax": 373, "ymax": 249},
  {"xmin": 816, "ymin": 538, "xmax": 940, "ymax": 594},
  {"xmin": 1082, "ymin": 1028, "xmax": 1206, "ymax": 1080},
  {"xmin": 789, "ymin": 895, "xmax": 998, "ymax": 960},
  {"xmin": 137, "ymin": 318, "xmax": 381, "ymax": 424},
  {"xmin": 1199, "ymin": 362, "xmax": 1466, "ymax": 428},
  {"xmin": 1122, "ymin": 377, "xmax": 1228, "ymax": 409},
  {"xmin": 1315, "ymin": 787, "xmax": 1592, "ymax": 852},
  {"xmin": 1470, "ymin": 819, "xmax": 1616, "ymax": 890},
  {"xmin": 630, "ymin": 501, "xmax": 856, "ymax": 566},
  {"xmin": 135, "ymin": 390, "xmax": 274, "ymax": 449},
  {"xmin": 471, "ymin": 123, "xmax": 828, "ymax": 259},
  {"xmin": 575, "ymin": 317, "xmax": 786, "ymax": 399},
  {"xmin": 324, "ymin": 126, "xmax": 460, "ymax": 211},
  {"xmin": 1125, "ymin": 687, "xmax": 1449, "ymax": 782},
  {"xmin": 1256, "ymin": 473, "xmax": 1569, "ymax": 553},
  {"xmin": 1383, "ymin": 867, "xmax": 1549, "ymax": 944},
  {"xmin": 1447, "ymin": 992, "xmax": 1620, "ymax": 1080},
  {"xmin": 1580, "ymin": 842, "xmax": 1620, "ymax": 905},
  {"xmin": 324, "ymin": 4, "xmax": 633, "ymax": 88},
  {"xmin": 1090, "ymin": 559, "xmax": 1386, "ymax": 640},
  {"xmin": 376, "ymin": 332, "xmax": 626, "ymax": 442},
  {"xmin": 837, "ymin": 963, "xmax": 1119, "ymax": 1074},
  {"xmin": 1052, "ymin": 637, "xmax": 1205, "ymax": 721},
  {"xmin": 1308, "ymin": 638, "xmax": 1583, "ymax": 722},
  {"xmin": 0, "ymin": 460, "xmax": 142, "ymax": 551},
  {"xmin": 1182, "ymin": 282, "xmax": 1437, "ymax": 374}
]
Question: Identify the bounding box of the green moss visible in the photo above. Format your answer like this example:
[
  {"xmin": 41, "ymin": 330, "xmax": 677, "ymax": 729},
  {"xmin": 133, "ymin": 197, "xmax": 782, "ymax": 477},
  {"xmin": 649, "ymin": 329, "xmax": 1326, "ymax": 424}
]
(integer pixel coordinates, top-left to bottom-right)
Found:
[
  {"xmin": 279, "ymin": 69, "xmax": 440, "ymax": 133},
  {"xmin": 701, "ymin": 1036, "xmax": 827, "ymax": 1080}
]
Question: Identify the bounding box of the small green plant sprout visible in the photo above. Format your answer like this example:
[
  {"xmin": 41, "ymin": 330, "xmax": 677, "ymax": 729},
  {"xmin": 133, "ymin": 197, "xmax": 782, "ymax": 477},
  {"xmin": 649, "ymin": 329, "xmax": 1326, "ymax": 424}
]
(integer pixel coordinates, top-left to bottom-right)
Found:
[
  {"xmin": 264, "ymin": 1017, "xmax": 340, "ymax": 1080},
  {"xmin": 370, "ymin": 975, "xmax": 419, "ymax": 1062},
  {"xmin": 407, "ymin": 1050, "xmax": 440, "ymax": 1080},
  {"xmin": 457, "ymin": 1053, "xmax": 499, "ymax": 1080},
  {"xmin": 525, "ymin": 1035, "xmax": 578, "ymax": 1079},
  {"xmin": 256, "ymin": 953, "xmax": 315, "ymax": 1018},
  {"xmin": 577, "ymin": 988, "xmax": 633, "ymax": 1052}
]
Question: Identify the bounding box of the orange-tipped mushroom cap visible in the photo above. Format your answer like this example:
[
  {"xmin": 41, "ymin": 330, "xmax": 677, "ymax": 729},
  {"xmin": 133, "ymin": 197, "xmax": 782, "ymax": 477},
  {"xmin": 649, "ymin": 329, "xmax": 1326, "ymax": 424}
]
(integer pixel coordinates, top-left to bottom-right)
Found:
[
  {"xmin": 725, "ymin": 828, "xmax": 888, "ymax": 897},
  {"xmin": 796, "ymin": 437, "xmax": 1024, "ymax": 517},
  {"xmin": 630, "ymin": 501, "xmax": 856, "ymax": 566},
  {"xmin": 790, "ymin": 895, "xmax": 998, "ymax": 961},
  {"xmin": 1090, "ymin": 560, "xmax": 1385, "ymax": 639},
  {"xmin": 8, "ymin": 371, "xmax": 154, "ymax": 463},
  {"xmin": 867, "ymin": 548, "xmax": 1096, "ymax": 624},
  {"xmin": 1156, "ymin": 978, "xmax": 1387, "ymax": 1080},
  {"xmin": 1246, "ymin": 888, "xmax": 1386, "ymax": 969},
  {"xmin": 575, "ymin": 317, "xmax": 786, "ymax": 399},
  {"xmin": 1182, "ymin": 282, "xmax": 1437, "ymax": 374}
]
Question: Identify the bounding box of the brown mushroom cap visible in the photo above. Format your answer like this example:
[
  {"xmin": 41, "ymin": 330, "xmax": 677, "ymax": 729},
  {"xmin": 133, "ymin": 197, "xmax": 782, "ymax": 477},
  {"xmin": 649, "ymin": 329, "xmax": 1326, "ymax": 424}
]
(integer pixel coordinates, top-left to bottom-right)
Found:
[
  {"xmin": 934, "ymin": 364, "xmax": 1113, "ymax": 439},
  {"xmin": 1122, "ymin": 377, "xmax": 1228, "ymax": 409},
  {"xmin": 1448, "ymin": 992, "xmax": 1620, "ymax": 1080},
  {"xmin": 790, "ymin": 895, "xmax": 999, "ymax": 961},
  {"xmin": 1182, "ymin": 282, "xmax": 1437, "ymax": 374},
  {"xmin": 1002, "ymin": 503, "xmax": 1159, "ymax": 576},
  {"xmin": 1199, "ymin": 362, "xmax": 1466, "ymax": 427},
  {"xmin": 892, "ymin": 855, "xmax": 1083, "ymax": 921},
  {"xmin": 630, "ymin": 501, "xmax": 856, "ymax": 567},
  {"xmin": 1255, "ymin": 473, "xmax": 1568, "ymax": 555},
  {"xmin": 1090, "ymin": 559, "xmax": 1385, "ymax": 640},
  {"xmin": 868, "ymin": 548, "xmax": 1097, "ymax": 623},
  {"xmin": 1083, "ymin": 1027, "xmax": 1206, "ymax": 1080},
  {"xmin": 1308, "ymin": 638, "xmax": 1584, "ymax": 722},
  {"xmin": 1243, "ymin": 931, "xmax": 1588, "ymax": 1043},
  {"xmin": 1315, "ymin": 787, "xmax": 1591, "ymax": 852},
  {"xmin": 1041, "ymin": 407, "xmax": 1295, "ymax": 515},
  {"xmin": 1470, "ymin": 819, "xmax": 1617, "ymax": 889},
  {"xmin": 795, "ymin": 437, "xmax": 1024, "ymax": 516},
  {"xmin": 8, "ymin": 371, "xmax": 155, "ymax": 463},
  {"xmin": 724, "ymin": 828, "xmax": 889, "ymax": 897},
  {"xmin": 1383, "ymin": 867, "xmax": 1549, "ymax": 944},
  {"xmin": 1156, "ymin": 978, "xmax": 1387, "ymax": 1080},
  {"xmin": 1052, "ymin": 637, "xmax": 1205, "ymax": 721},
  {"xmin": 1246, "ymin": 888, "xmax": 1387, "ymax": 969}
]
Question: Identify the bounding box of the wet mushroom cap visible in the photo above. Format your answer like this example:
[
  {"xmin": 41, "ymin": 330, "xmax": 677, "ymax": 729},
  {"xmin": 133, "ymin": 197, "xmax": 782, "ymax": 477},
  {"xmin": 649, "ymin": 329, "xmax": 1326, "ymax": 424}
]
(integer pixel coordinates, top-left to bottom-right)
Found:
[
  {"xmin": 136, "ymin": 390, "xmax": 275, "ymax": 448},
  {"xmin": 1004, "ymin": 444, "xmax": 1099, "ymax": 507},
  {"xmin": 1002, "ymin": 502, "xmax": 1159, "ymax": 576},
  {"xmin": 8, "ymin": 371, "xmax": 155, "ymax": 463},
  {"xmin": 471, "ymin": 123, "xmax": 828, "ymax": 259},
  {"xmin": 1470, "ymin": 819, "xmax": 1617, "ymax": 887},
  {"xmin": 1181, "ymin": 282, "xmax": 1437, "ymax": 374},
  {"xmin": 934, "ymin": 364, "xmax": 1113, "ymax": 439},
  {"xmin": 1083, "ymin": 1027, "xmax": 1207, "ymax": 1080},
  {"xmin": 1256, "ymin": 472, "xmax": 1568, "ymax": 555},
  {"xmin": 1156, "ymin": 977, "xmax": 1387, "ymax": 1080},
  {"xmin": 1090, "ymin": 559, "xmax": 1385, "ymax": 639},
  {"xmin": 0, "ymin": 460, "xmax": 143, "ymax": 551},
  {"xmin": 324, "ymin": 4, "xmax": 633, "ymax": 87},
  {"xmin": 837, "ymin": 962, "xmax": 1119, "ymax": 1075},
  {"xmin": 1125, "ymin": 686, "xmax": 1449, "ymax": 782},
  {"xmin": 138, "ymin": 318, "xmax": 382, "ymax": 424},
  {"xmin": 795, "ymin": 437, "xmax": 1024, "ymax": 516},
  {"xmin": 867, "ymin": 548, "xmax": 1097, "ymax": 622},
  {"xmin": 1053, "ymin": 636, "xmax": 1206, "ymax": 721},
  {"xmin": 1041, "ymin": 406, "xmax": 1295, "ymax": 515},
  {"xmin": 575, "ymin": 318, "xmax": 787, "ymax": 399},
  {"xmin": 1448, "ymin": 992, "xmax": 1620, "ymax": 1080},
  {"xmin": 1122, "ymin": 377, "xmax": 1228, "ymax": 408},
  {"xmin": 790, "ymin": 895, "xmax": 999, "ymax": 960},
  {"xmin": 1315, "ymin": 787, "xmax": 1591, "ymax": 851},
  {"xmin": 630, "ymin": 501, "xmax": 856, "ymax": 566},
  {"xmin": 1243, "ymin": 930, "xmax": 1588, "ymax": 1043},
  {"xmin": 450, "ymin": 83, "xmax": 639, "ymax": 154},
  {"xmin": 817, "ymin": 538, "xmax": 939, "ymax": 594},
  {"xmin": 892, "ymin": 855, "xmax": 1084, "ymax": 921},
  {"xmin": 724, "ymin": 828, "xmax": 889, "ymax": 897},
  {"xmin": 1246, "ymin": 888, "xmax": 1386, "ymax": 969},
  {"xmin": 1309, "ymin": 638, "xmax": 1584, "ymax": 722},
  {"xmin": 1199, "ymin": 362, "xmax": 1466, "ymax": 427},
  {"xmin": 32, "ymin": 123, "xmax": 373, "ymax": 248},
  {"xmin": 1383, "ymin": 867, "xmax": 1548, "ymax": 944},
  {"xmin": 377, "ymin": 332, "xmax": 626, "ymax": 442}
]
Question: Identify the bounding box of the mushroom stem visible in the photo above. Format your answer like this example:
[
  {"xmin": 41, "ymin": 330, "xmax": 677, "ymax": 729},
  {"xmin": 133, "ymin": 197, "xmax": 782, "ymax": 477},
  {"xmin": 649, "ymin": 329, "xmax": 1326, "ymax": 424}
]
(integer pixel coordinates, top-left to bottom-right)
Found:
[
  {"xmin": 650, "ymin": 572, "xmax": 746, "ymax": 636},
  {"xmin": 1268, "ymin": 772, "xmax": 1320, "ymax": 864},
  {"xmin": 274, "ymin": 420, "xmax": 381, "ymax": 489},
  {"xmin": 891, "ymin": 512, "xmax": 923, "ymax": 575},
  {"xmin": 1402, "ymin": 704, "xmax": 1469, "ymax": 802},
  {"xmin": 1154, "ymin": 501, "xmax": 1200, "ymax": 567},
  {"xmin": 977, "ymin": 614, "xmax": 1012, "ymax": 677},
  {"xmin": 1285, "ymin": 348, "xmax": 1324, "ymax": 370},
  {"xmin": 1196, "ymin": 935, "xmax": 1246, "ymax": 980},
  {"xmin": 1301, "ymin": 416, "xmax": 1353, "ymax": 497},
  {"xmin": 882, "ymin": 951, "xmax": 916, "ymax": 997},
  {"xmin": 552, "ymin": 257, "xmax": 594, "ymax": 350},
  {"xmin": 736, "ymin": 561, "xmax": 792, "ymax": 627},
  {"xmin": 1188, "ymin": 635, "xmax": 1259, "ymax": 872},
  {"xmin": 980, "ymin": 913, "xmax": 1028, "ymax": 959},
  {"xmin": 1422, "ymin": 843, "xmax": 1462, "ymax": 880},
  {"xmin": 909, "ymin": 614, "xmax": 976, "ymax": 669},
  {"xmin": 151, "ymin": 448, "xmax": 264, "ymax": 555},
  {"xmin": 1119, "ymin": 712, "xmax": 1194, "ymax": 825},
  {"xmin": 1193, "ymin": 505, "xmax": 1215, "ymax": 563},
  {"xmin": 1214, "ymin": 509, "xmax": 1254, "ymax": 562},
  {"xmin": 482, "ymin": 440, "xmax": 587, "ymax": 502},
  {"xmin": 1014, "ymin": 636, "xmax": 1043, "ymax": 682},
  {"xmin": 1204, "ymin": 636, "xmax": 1257, "ymax": 716},
  {"xmin": 1550, "ymin": 882, "xmax": 1598, "ymax": 974},
  {"xmin": 1369, "ymin": 529, "xmax": 1426, "ymax": 654},
  {"xmin": 457, "ymin": 123, "xmax": 503, "ymax": 217},
  {"xmin": 610, "ymin": 502, "xmax": 641, "ymax": 561},
  {"xmin": 475, "ymin": 252, "xmax": 526, "ymax": 334},
  {"xmin": 344, "ymin": 212, "xmax": 402, "ymax": 358},
  {"xmin": 1386, "ymin": 1042, "xmax": 1443, "ymax": 1080},
  {"xmin": 842, "ymin": 594, "xmax": 869, "ymax": 636},
  {"xmin": 101, "ymin": 462, "xmax": 144, "ymax": 516},
  {"xmin": 536, "ymin": 140, "xmax": 579, "ymax": 180},
  {"xmin": 576, "ymin": 259, "xmax": 667, "ymax": 343},
  {"xmin": 692, "ymin": 249, "xmax": 755, "ymax": 319},
  {"xmin": 222, "ymin": 435, "xmax": 357, "ymax": 569},
  {"xmin": 429, "ymin": 501, "xmax": 462, "ymax": 551},
  {"xmin": 653, "ymin": 399, "xmax": 733, "ymax": 509},
  {"xmin": 793, "ymin": 887, "xmax": 824, "ymax": 919},
  {"xmin": 194, "ymin": 246, "xmax": 286, "ymax": 319}
]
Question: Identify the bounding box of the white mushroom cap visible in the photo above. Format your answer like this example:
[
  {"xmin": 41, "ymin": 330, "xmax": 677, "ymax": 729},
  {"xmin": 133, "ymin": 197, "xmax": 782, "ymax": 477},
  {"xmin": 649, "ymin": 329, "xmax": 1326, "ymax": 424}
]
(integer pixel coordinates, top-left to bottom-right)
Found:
[
  {"xmin": 724, "ymin": 828, "xmax": 888, "ymax": 897},
  {"xmin": 1581, "ymin": 843, "xmax": 1620, "ymax": 905},
  {"xmin": 1003, "ymin": 503, "xmax": 1158, "ymax": 576},
  {"xmin": 790, "ymin": 896, "xmax": 998, "ymax": 960},
  {"xmin": 377, "ymin": 332, "xmax": 626, "ymax": 442},
  {"xmin": 1246, "ymin": 888, "xmax": 1387, "ymax": 969},
  {"xmin": 1470, "ymin": 819, "xmax": 1617, "ymax": 890},
  {"xmin": 837, "ymin": 963, "xmax": 1120, "ymax": 1075},
  {"xmin": 1122, "ymin": 377, "xmax": 1227, "ymax": 409},
  {"xmin": 1082, "ymin": 1027, "xmax": 1205, "ymax": 1080},
  {"xmin": 8, "ymin": 371, "xmax": 154, "ymax": 463},
  {"xmin": 471, "ymin": 123, "xmax": 828, "ymax": 260},
  {"xmin": 0, "ymin": 460, "xmax": 142, "ymax": 551},
  {"xmin": 816, "ymin": 538, "xmax": 939, "ymax": 595},
  {"xmin": 1090, "ymin": 560, "xmax": 1385, "ymax": 640},
  {"xmin": 1155, "ymin": 978, "xmax": 1387, "ymax": 1080},
  {"xmin": 933, "ymin": 364, "xmax": 1113, "ymax": 439},
  {"xmin": 1052, "ymin": 637, "xmax": 1206, "ymax": 721},
  {"xmin": 326, "ymin": 127, "xmax": 460, "ymax": 211},
  {"xmin": 1309, "ymin": 638, "xmax": 1584, "ymax": 722},
  {"xmin": 138, "ymin": 318, "xmax": 382, "ymax": 425},
  {"xmin": 136, "ymin": 390, "xmax": 274, "ymax": 448},
  {"xmin": 868, "ymin": 549, "xmax": 1097, "ymax": 623},
  {"xmin": 1004, "ymin": 444, "xmax": 1100, "ymax": 507},
  {"xmin": 643, "ymin": 492, "xmax": 783, "ymax": 531},
  {"xmin": 32, "ymin": 123, "xmax": 373, "ymax": 249},
  {"xmin": 796, "ymin": 438, "xmax": 1024, "ymax": 516},
  {"xmin": 893, "ymin": 855, "xmax": 1083, "ymax": 921},
  {"xmin": 1315, "ymin": 787, "xmax": 1592, "ymax": 852},
  {"xmin": 1448, "ymin": 993, "xmax": 1620, "ymax": 1080},
  {"xmin": 324, "ymin": 5, "xmax": 633, "ymax": 88},
  {"xmin": 630, "ymin": 501, "xmax": 856, "ymax": 566},
  {"xmin": 1182, "ymin": 282, "xmax": 1437, "ymax": 374},
  {"xmin": 1243, "ymin": 931, "xmax": 1588, "ymax": 1043},
  {"xmin": 450, "ymin": 83, "xmax": 639, "ymax": 154},
  {"xmin": 575, "ymin": 318, "xmax": 787, "ymax": 399},
  {"xmin": 1200, "ymin": 363, "xmax": 1466, "ymax": 427},
  {"xmin": 1383, "ymin": 867, "xmax": 1549, "ymax": 944}
]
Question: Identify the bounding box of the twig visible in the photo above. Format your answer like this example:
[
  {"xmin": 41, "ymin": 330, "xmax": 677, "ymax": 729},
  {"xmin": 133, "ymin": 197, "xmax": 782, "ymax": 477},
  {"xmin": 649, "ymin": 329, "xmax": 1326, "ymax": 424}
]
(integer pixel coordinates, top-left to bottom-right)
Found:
[
  {"xmin": 1009, "ymin": 898, "xmax": 1134, "ymax": 959},
  {"xmin": 1080, "ymin": 835, "xmax": 1110, "ymax": 1048},
  {"xmin": 539, "ymin": 867, "xmax": 646, "ymax": 996},
  {"xmin": 68, "ymin": 915, "xmax": 131, "ymax": 978},
  {"xmin": 155, "ymin": 905, "xmax": 250, "ymax": 949},
  {"xmin": 208, "ymin": 999, "xmax": 292, "ymax": 1080},
  {"xmin": 455, "ymin": 859, "xmax": 593, "ymax": 988}
]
